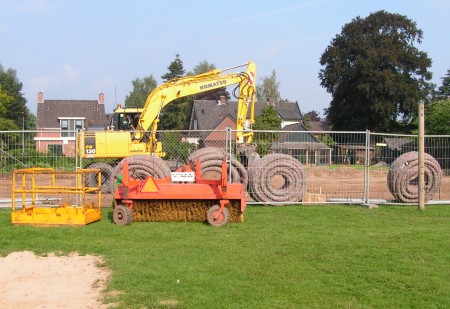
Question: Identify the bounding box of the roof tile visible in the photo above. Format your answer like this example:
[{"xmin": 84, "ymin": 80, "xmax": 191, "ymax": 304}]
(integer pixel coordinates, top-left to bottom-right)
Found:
[{"xmin": 37, "ymin": 99, "xmax": 110, "ymax": 128}]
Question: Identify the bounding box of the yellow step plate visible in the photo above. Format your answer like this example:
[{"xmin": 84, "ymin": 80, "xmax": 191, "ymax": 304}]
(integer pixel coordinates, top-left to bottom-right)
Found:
[{"xmin": 11, "ymin": 207, "xmax": 102, "ymax": 226}]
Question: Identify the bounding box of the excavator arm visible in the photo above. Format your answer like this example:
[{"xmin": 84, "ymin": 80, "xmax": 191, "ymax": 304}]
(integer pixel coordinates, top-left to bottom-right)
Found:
[{"xmin": 133, "ymin": 61, "xmax": 256, "ymax": 151}]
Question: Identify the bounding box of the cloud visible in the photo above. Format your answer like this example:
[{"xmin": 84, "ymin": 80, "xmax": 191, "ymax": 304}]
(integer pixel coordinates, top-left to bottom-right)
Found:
[
  {"xmin": 29, "ymin": 74, "xmax": 58, "ymax": 91},
  {"xmin": 27, "ymin": 63, "xmax": 80, "ymax": 97},
  {"xmin": 63, "ymin": 63, "xmax": 80, "ymax": 82}
]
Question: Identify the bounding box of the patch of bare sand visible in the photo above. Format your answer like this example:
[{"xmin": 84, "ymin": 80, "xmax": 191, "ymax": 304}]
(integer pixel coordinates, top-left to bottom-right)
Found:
[{"xmin": 0, "ymin": 251, "xmax": 115, "ymax": 309}]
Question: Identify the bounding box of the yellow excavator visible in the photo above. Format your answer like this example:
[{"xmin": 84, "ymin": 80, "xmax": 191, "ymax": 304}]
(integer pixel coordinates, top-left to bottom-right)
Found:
[
  {"xmin": 78, "ymin": 60, "xmax": 307, "ymax": 214},
  {"xmin": 78, "ymin": 61, "xmax": 257, "ymax": 192}
]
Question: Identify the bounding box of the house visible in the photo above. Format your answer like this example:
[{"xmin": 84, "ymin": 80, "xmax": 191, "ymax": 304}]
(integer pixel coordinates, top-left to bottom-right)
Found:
[
  {"xmin": 35, "ymin": 92, "xmax": 110, "ymax": 156},
  {"xmin": 266, "ymin": 100, "xmax": 303, "ymax": 129},
  {"xmin": 186, "ymin": 98, "xmax": 303, "ymax": 147},
  {"xmin": 376, "ymin": 137, "xmax": 416, "ymax": 163},
  {"xmin": 270, "ymin": 122, "xmax": 332, "ymax": 166}
]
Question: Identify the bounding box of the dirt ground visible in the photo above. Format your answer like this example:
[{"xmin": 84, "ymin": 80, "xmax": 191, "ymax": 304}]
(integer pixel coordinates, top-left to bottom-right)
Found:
[
  {"xmin": 306, "ymin": 166, "xmax": 450, "ymax": 201},
  {"xmin": 0, "ymin": 251, "xmax": 114, "ymax": 309},
  {"xmin": 1, "ymin": 166, "xmax": 450, "ymax": 204}
]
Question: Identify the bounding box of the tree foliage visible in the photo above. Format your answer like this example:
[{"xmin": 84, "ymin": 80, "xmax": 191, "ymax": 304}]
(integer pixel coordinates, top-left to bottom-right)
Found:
[
  {"xmin": 159, "ymin": 54, "xmax": 190, "ymax": 130},
  {"xmin": 256, "ymin": 70, "xmax": 281, "ymax": 103},
  {"xmin": 424, "ymin": 99, "xmax": 450, "ymax": 135},
  {"xmin": 124, "ymin": 75, "xmax": 157, "ymax": 108},
  {"xmin": 434, "ymin": 69, "xmax": 450, "ymax": 100},
  {"xmin": 253, "ymin": 105, "xmax": 281, "ymax": 155},
  {"xmin": 301, "ymin": 110, "xmax": 321, "ymax": 130},
  {"xmin": 0, "ymin": 84, "xmax": 13, "ymax": 118},
  {"xmin": 303, "ymin": 110, "xmax": 321, "ymax": 122},
  {"xmin": 253, "ymin": 105, "xmax": 282, "ymax": 130},
  {"xmin": 0, "ymin": 63, "xmax": 34, "ymax": 129},
  {"xmin": 189, "ymin": 60, "xmax": 215, "ymax": 76},
  {"xmin": 0, "ymin": 117, "xmax": 19, "ymax": 131},
  {"xmin": 162, "ymin": 131, "xmax": 194, "ymax": 161},
  {"xmin": 0, "ymin": 84, "xmax": 18, "ymax": 130},
  {"xmin": 319, "ymin": 10, "xmax": 432, "ymax": 132},
  {"xmin": 161, "ymin": 54, "xmax": 185, "ymax": 82}
]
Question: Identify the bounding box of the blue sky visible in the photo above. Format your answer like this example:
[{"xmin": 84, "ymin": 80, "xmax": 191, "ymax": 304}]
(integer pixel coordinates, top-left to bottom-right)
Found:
[{"xmin": 1, "ymin": 0, "xmax": 449, "ymax": 116}]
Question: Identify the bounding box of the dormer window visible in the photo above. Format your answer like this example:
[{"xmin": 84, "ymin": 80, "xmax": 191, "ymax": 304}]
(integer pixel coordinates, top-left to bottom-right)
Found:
[{"xmin": 60, "ymin": 117, "xmax": 85, "ymax": 137}]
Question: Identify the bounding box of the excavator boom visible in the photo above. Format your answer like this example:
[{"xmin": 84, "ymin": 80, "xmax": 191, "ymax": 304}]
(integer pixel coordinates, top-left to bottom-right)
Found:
[{"xmin": 134, "ymin": 61, "xmax": 256, "ymax": 148}]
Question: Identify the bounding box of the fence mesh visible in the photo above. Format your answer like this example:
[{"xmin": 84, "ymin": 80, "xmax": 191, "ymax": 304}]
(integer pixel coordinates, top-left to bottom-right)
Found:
[{"xmin": 1, "ymin": 129, "xmax": 449, "ymax": 207}]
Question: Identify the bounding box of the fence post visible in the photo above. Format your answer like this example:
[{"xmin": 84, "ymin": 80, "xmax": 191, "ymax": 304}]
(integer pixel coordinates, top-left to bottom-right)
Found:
[
  {"xmin": 418, "ymin": 102, "xmax": 425, "ymax": 210},
  {"xmin": 364, "ymin": 130, "xmax": 370, "ymax": 203},
  {"xmin": 226, "ymin": 127, "xmax": 232, "ymax": 182}
]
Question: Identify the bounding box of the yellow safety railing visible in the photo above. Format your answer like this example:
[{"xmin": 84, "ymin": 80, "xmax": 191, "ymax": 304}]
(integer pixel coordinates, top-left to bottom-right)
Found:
[{"xmin": 11, "ymin": 168, "xmax": 102, "ymax": 225}]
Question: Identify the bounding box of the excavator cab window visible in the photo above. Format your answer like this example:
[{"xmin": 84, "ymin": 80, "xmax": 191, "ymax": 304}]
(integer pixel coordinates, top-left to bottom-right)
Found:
[
  {"xmin": 118, "ymin": 113, "xmax": 140, "ymax": 131},
  {"xmin": 119, "ymin": 114, "xmax": 132, "ymax": 130}
]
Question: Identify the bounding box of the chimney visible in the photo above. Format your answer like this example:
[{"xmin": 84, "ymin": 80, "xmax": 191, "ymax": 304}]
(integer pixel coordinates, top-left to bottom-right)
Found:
[
  {"xmin": 99, "ymin": 93, "xmax": 104, "ymax": 104},
  {"xmin": 267, "ymin": 97, "xmax": 274, "ymax": 106},
  {"xmin": 38, "ymin": 92, "xmax": 44, "ymax": 103},
  {"xmin": 220, "ymin": 95, "xmax": 226, "ymax": 105}
]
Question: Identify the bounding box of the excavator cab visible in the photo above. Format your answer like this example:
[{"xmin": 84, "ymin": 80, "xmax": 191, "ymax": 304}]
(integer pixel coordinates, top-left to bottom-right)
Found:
[{"xmin": 108, "ymin": 105, "xmax": 142, "ymax": 131}]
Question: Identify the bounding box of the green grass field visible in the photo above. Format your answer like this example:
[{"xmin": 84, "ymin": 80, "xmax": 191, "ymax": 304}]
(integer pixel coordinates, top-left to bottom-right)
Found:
[{"xmin": 1, "ymin": 205, "xmax": 450, "ymax": 308}]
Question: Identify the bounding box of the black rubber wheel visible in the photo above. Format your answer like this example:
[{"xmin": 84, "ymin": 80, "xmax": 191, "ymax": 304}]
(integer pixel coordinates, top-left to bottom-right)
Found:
[
  {"xmin": 206, "ymin": 205, "xmax": 230, "ymax": 227},
  {"xmin": 85, "ymin": 162, "xmax": 114, "ymax": 193},
  {"xmin": 113, "ymin": 205, "xmax": 132, "ymax": 225}
]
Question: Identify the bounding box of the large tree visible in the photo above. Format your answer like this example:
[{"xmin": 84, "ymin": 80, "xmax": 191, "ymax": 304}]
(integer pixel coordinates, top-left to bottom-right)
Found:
[
  {"xmin": 0, "ymin": 64, "xmax": 34, "ymax": 129},
  {"xmin": 161, "ymin": 54, "xmax": 185, "ymax": 82},
  {"xmin": 256, "ymin": 70, "xmax": 281, "ymax": 103},
  {"xmin": 159, "ymin": 54, "xmax": 190, "ymax": 130},
  {"xmin": 124, "ymin": 75, "xmax": 157, "ymax": 108},
  {"xmin": 319, "ymin": 10, "xmax": 432, "ymax": 132}
]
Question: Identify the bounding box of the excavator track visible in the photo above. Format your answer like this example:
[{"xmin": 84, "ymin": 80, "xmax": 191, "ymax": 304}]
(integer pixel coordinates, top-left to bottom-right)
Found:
[{"xmin": 130, "ymin": 199, "xmax": 244, "ymax": 223}]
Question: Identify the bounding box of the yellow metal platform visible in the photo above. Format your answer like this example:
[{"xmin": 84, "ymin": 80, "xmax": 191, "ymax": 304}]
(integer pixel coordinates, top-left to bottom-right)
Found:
[{"xmin": 11, "ymin": 167, "xmax": 102, "ymax": 226}]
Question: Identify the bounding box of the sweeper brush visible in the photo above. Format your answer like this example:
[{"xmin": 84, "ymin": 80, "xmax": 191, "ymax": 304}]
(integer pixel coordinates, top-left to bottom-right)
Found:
[{"xmin": 113, "ymin": 160, "xmax": 246, "ymax": 226}]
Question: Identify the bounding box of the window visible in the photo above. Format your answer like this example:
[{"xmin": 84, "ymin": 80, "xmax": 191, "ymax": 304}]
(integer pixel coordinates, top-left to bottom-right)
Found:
[
  {"xmin": 47, "ymin": 144, "xmax": 62, "ymax": 155},
  {"xmin": 60, "ymin": 118, "xmax": 84, "ymax": 137},
  {"xmin": 75, "ymin": 119, "xmax": 83, "ymax": 130}
]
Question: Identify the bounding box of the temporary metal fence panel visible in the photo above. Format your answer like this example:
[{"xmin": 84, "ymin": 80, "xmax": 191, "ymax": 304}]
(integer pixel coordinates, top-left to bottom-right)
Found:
[
  {"xmin": 232, "ymin": 130, "xmax": 369, "ymax": 204},
  {"xmin": 1, "ymin": 129, "xmax": 449, "ymax": 206},
  {"xmin": 369, "ymin": 132, "xmax": 450, "ymax": 204},
  {"xmin": 0, "ymin": 130, "xmax": 82, "ymax": 207}
]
